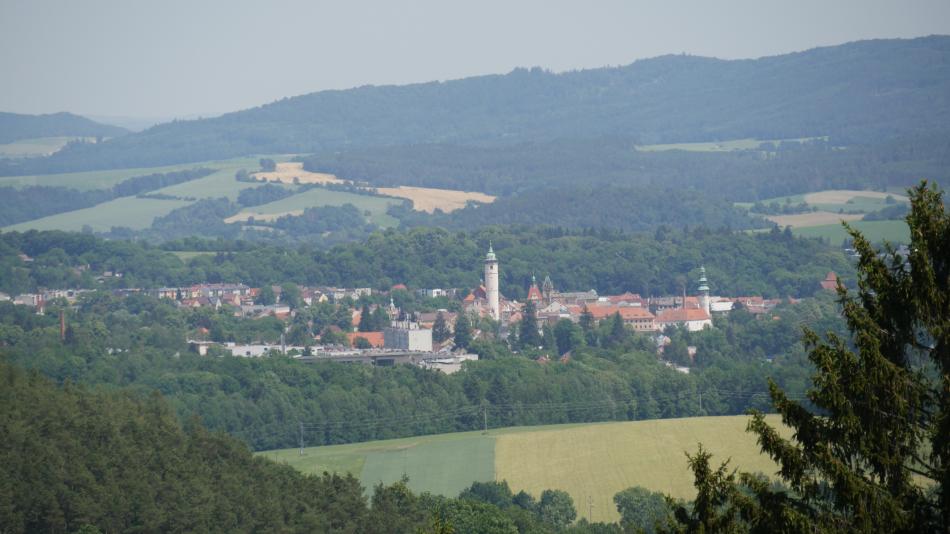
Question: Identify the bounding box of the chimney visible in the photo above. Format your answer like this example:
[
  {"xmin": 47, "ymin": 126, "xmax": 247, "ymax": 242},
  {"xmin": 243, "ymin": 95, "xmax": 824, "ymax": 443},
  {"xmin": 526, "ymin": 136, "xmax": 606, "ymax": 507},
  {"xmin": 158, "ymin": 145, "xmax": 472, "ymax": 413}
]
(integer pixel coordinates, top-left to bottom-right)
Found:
[{"xmin": 60, "ymin": 310, "xmax": 66, "ymax": 342}]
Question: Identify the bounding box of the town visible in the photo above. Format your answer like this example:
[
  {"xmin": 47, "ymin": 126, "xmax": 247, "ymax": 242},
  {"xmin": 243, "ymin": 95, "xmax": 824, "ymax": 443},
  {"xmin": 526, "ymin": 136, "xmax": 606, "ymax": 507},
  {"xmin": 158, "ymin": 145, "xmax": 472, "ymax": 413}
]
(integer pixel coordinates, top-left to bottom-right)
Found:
[{"xmin": 1, "ymin": 245, "xmax": 840, "ymax": 374}]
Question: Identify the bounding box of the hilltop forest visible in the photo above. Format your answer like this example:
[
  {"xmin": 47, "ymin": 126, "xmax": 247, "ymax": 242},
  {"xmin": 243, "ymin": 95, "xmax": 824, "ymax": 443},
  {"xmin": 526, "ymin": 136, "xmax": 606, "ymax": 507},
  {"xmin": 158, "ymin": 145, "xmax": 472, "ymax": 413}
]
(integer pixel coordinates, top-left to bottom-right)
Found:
[{"xmin": 1, "ymin": 36, "xmax": 948, "ymax": 174}]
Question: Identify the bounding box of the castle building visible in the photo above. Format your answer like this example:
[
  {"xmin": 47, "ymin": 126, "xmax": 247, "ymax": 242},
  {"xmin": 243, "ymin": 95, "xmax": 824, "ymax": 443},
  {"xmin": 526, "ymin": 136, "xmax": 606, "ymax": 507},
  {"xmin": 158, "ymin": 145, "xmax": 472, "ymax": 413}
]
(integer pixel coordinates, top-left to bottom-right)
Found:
[{"xmin": 654, "ymin": 267, "xmax": 713, "ymax": 332}]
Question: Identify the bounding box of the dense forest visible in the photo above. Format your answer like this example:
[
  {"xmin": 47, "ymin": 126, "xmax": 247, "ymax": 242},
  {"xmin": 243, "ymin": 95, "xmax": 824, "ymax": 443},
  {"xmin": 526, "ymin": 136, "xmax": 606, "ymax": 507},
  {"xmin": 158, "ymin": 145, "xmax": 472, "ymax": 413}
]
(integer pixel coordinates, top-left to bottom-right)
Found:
[
  {"xmin": 105, "ymin": 196, "xmax": 381, "ymax": 245},
  {"xmin": 1, "ymin": 361, "xmax": 633, "ymax": 533},
  {"xmin": 0, "ymin": 226, "xmax": 853, "ymax": 298},
  {"xmin": 2, "ymin": 36, "xmax": 947, "ymax": 174},
  {"xmin": 392, "ymin": 184, "xmax": 767, "ymax": 232},
  {"xmin": 0, "ymin": 111, "xmax": 127, "ymax": 145},
  {"xmin": 0, "ymin": 283, "xmax": 843, "ymax": 451},
  {"xmin": 302, "ymin": 134, "xmax": 950, "ymax": 201}
]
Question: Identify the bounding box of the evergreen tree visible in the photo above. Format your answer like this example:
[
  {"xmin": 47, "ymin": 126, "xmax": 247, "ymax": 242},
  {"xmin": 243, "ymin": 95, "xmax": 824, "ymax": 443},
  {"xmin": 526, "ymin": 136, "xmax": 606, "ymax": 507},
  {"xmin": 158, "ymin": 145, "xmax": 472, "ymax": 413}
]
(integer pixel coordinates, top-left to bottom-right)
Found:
[
  {"xmin": 542, "ymin": 323, "xmax": 557, "ymax": 352},
  {"xmin": 280, "ymin": 283, "xmax": 301, "ymax": 309},
  {"xmin": 454, "ymin": 313, "xmax": 472, "ymax": 350},
  {"xmin": 667, "ymin": 182, "xmax": 950, "ymax": 532},
  {"xmin": 519, "ymin": 301, "xmax": 543, "ymax": 349},
  {"xmin": 553, "ymin": 318, "xmax": 584, "ymax": 355},
  {"xmin": 607, "ymin": 311, "xmax": 627, "ymax": 347},
  {"xmin": 371, "ymin": 306, "xmax": 390, "ymax": 330},
  {"xmin": 432, "ymin": 311, "xmax": 451, "ymax": 342},
  {"xmin": 256, "ymin": 285, "xmax": 276, "ymax": 305},
  {"xmin": 579, "ymin": 305, "xmax": 598, "ymax": 346},
  {"xmin": 358, "ymin": 303, "xmax": 373, "ymax": 332},
  {"xmin": 579, "ymin": 305, "xmax": 595, "ymax": 331}
]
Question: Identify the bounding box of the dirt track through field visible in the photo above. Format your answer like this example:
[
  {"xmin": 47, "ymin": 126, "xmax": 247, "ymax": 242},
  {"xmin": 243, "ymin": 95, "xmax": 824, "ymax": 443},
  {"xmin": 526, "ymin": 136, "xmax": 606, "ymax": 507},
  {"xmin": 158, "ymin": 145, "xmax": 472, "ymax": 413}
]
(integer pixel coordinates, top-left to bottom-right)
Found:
[
  {"xmin": 767, "ymin": 211, "xmax": 864, "ymax": 228},
  {"xmin": 803, "ymin": 190, "xmax": 908, "ymax": 204}
]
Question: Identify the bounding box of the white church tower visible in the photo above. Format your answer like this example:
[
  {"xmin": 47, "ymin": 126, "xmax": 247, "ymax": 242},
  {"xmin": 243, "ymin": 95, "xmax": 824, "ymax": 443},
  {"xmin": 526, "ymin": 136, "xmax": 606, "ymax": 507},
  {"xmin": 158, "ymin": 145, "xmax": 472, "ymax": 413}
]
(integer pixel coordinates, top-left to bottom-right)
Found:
[
  {"xmin": 484, "ymin": 242, "xmax": 500, "ymax": 320},
  {"xmin": 698, "ymin": 265, "xmax": 711, "ymax": 316}
]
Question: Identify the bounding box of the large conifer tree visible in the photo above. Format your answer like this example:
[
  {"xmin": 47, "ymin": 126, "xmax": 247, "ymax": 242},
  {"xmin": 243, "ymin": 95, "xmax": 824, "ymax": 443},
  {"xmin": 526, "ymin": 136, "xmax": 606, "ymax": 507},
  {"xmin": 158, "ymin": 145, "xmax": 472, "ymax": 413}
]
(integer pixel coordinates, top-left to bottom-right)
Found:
[{"xmin": 668, "ymin": 182, "xmax": 949, "ymax": 532}]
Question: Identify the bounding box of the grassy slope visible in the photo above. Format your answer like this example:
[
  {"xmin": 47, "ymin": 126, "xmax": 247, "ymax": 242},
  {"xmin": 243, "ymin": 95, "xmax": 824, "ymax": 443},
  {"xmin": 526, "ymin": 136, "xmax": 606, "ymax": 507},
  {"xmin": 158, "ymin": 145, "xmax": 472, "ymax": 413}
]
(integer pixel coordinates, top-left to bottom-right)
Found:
[
  {"xmin": 0, "ymin": 161, "xmax": 218, "ymax": 190},
  {"xmin": 231, "ymin": 188, "xmax": 403, "ymax": 227},
  {"xmin": 748, "ymin": 190, "xmax": 911, "ymax": 243},
  {"xmin": 1, "ymin": 156, "xmax": 286, "ymax": 231},
  {"xmin": 2, "ymin": 154, "xmax": 404, "ymax": 231},
  {"xmin": 496, "ymin": 416, "xmax": 786, "ymax": 523},
  {"xmin": 5, "ymin": 197, "xmax": 193, "ymax": 232},
  {"xmin": 262, "ymin": 415, "xmax": 785, "ymax": 522},
  {"xmin": 792, "ymin": 219, "xmax": 910, "ymax": 244},
  {"xmin": 0, "ymin": 136, "xmax": 94, "ymax": 159}
]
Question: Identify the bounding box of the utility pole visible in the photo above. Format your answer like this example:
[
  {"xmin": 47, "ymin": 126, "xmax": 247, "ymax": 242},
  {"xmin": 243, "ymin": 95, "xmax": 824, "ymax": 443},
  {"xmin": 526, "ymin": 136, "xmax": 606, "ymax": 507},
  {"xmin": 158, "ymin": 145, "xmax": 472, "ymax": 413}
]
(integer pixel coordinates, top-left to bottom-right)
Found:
[
  {"xmin": 483, "ymin": 405, "xmax": 488, "ymax": 433},
  {"xmin": 699, "ymin": 390, "xmax": 703, "ymax": 413},
  {"xmin": 587, "ymin": 495, "xmax": 594, "ymax": 522},
  {"xmin": 299, "ymin": 421, "xmax": 304, "ymax": 456}
]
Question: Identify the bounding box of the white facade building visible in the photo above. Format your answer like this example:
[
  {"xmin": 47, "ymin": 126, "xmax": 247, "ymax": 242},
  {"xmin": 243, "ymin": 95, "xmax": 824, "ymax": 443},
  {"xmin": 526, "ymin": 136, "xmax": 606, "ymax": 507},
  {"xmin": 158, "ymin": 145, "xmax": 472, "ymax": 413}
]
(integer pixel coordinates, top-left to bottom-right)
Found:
[
  {"xmin": 384, "ymin": 321, "xmax": 433, "ymax": 351},
  {"xmin": 484, "ymin": 243, "xmax": 500, "ymax": 320}
]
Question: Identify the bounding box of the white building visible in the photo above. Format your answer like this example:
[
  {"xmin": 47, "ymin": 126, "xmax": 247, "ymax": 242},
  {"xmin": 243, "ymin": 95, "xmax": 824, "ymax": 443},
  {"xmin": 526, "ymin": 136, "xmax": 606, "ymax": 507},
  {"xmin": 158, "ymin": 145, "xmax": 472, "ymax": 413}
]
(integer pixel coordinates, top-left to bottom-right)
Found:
[
  {"xmin": 484, "ymin": 243, "xmax": 500, "ymax": 321},
  {"xmin": 384, "ymin": 321, "xmax": 433, "ymax": 351}
]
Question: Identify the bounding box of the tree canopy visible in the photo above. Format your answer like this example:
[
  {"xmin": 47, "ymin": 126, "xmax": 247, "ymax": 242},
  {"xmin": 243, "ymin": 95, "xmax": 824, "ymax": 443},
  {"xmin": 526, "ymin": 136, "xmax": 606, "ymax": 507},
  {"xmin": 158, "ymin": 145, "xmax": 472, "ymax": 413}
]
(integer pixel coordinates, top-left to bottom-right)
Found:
[{"xmin": 667, "ymin": 182, "xmax": 950, "ymax": 532}]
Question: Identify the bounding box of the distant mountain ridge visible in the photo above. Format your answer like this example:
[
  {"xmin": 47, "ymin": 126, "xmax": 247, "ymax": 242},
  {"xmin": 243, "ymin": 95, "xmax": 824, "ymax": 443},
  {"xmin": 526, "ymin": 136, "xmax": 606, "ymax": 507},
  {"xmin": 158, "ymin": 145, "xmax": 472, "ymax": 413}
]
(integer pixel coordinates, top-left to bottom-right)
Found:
[
  {"xmin": 0, "ymin": 111, "xmax": 128, "ymax": 144},
  {"xmin": 4, "ymin": 35, "xmax": 950, "ymax": 174}
]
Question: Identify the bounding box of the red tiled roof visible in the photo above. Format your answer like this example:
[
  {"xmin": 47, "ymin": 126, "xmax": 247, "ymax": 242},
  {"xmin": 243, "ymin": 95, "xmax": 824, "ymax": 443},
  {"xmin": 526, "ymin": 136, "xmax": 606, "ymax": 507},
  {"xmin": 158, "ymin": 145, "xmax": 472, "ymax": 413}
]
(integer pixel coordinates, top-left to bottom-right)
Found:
[
  {"xmin": 347, "ymin": 331, "xmax": 385, "ymax": 347},
  {"xmin": 391, "ymin": 283, "xmax": 408, "ymax": 291},
  {"xmin": 527, "ymin": 284, "xmax": 543, "ymax": 301},
  {"xmin": 583, "ymin": 305, "xmax": 655, "ymax": 321},
  {"xmin": 607, "ymin": 292, "xmax": 644, "ymax": 304},
  {"xmin": 820, "ymin": 271, "xmax": 839, "ymax": 290},
  {"xmin": 656, "ymin": 307, "xmax": 711, "ymax": 323}
]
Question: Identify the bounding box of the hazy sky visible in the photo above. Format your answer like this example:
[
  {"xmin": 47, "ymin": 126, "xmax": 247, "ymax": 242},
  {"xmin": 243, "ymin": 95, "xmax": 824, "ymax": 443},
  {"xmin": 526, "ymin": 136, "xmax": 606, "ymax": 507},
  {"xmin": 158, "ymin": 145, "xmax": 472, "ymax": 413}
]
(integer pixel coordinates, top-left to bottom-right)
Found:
[{"xmin": 2, "ymin": 0, "xmax": 949, "ymax": 120}]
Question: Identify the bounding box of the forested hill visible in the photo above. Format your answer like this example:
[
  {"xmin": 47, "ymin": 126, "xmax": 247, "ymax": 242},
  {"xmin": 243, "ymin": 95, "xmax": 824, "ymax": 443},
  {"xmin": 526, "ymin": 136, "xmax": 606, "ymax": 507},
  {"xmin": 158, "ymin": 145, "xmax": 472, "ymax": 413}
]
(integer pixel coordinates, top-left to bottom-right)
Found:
[
  {"xmin": 7, "ymin": 36, "xmax": 949, "ymax": 174},
  {"xmin": 0, "ymin": 111, "xmax": 128, "ymax": 144}
]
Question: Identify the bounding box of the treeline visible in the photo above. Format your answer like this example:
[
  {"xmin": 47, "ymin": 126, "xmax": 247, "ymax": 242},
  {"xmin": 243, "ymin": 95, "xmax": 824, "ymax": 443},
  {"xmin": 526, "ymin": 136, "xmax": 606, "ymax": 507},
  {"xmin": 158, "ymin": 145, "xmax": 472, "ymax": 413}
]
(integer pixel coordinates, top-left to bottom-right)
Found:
[
  {"xmin": 2, "ymin": 36, "xmax": 948, "ymax": 173},
  {"xmin": 392, "ymin": 184, "xmax": 768, "ymax": 232},
  {"xmin": 0, "ymin": 226, "xmax": 852, "ymax": 298},
  {"xmin": 0, "ymin": 167, "xmax": 213, "ymax": 226},
  {"xmin": 1, "ymin": 361, "xmax": 632, "ymax": 533},
  {"xmin": 106, "ymin": 197, "xmax": 378, "ymax": 246},
  {"xmin": 301, "ymin": 134, "xmax": 950, "ymax": 201},
  {"xmin": 0, "ymin": 111, "xmax": 127, "ymax": 145},
  {"xmin": 0, "ymin": 291, "xmax": 841, "ymax": 451}
]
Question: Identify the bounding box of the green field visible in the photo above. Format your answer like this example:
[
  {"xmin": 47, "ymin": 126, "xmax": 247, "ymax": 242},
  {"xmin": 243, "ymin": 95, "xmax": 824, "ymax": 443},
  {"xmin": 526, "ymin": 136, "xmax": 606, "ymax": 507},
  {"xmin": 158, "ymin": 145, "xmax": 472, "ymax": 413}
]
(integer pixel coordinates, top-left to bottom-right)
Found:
[
  {"xmin": 231, "ymin": 188, "xmax": 403, "ymax": 227},
  {"xmin": 1, "ymin": 155, "xmax": 295, "ymax": 232},
  {"xmin": 153, "ymin": 156, "xmax": 293, "ymax": 200},
  {"xmin": 0, "ymin": 136, "xmax": 95, "ymax": 159},
  {"xmin": 636, "ymin": 137, "xmax": 825, "ymax": 153},
  {"xmin": 263, "ymin": 415, "xmax": 786, "ymax": 523},
  {"xmin": 0, "ymin": 155, "xmax": 287, "ymax": 192},
  {"xmin": 755, "ymin": 192, "xmax": 907, "ymax": 215},
  {"xmin": 792, "ymin": 219, "xmax": 910, "ymax": 244},
  {"xmin": 5, "ymin": 197, "xmax": 192, "ymax": 232}
]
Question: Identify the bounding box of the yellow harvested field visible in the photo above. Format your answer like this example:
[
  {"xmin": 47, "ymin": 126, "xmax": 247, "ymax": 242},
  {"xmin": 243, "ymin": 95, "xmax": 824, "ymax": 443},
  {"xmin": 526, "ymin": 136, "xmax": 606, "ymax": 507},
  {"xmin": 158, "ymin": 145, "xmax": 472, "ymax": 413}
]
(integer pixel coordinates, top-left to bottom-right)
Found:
[
  {"xmin": 495, "ymin": 415, "xmax": 789, "ymax": 523},
  {"xmin": 252, "ymin": 162, "xmax": 343, "ymax": 185},
  {"xmin": 375, "ymin": 186, "xmax": 496, "ymax": 213},
  {"xmin": 224, "ymin": 210, "xmax": 303, "ymax": 223},
  {"xmin": 803, "ymin": 189, "xmax": 908, "ymax": 204},
  {"xmin": 767, "ymin": 211, "xmax": 863, "ymax": 228}
]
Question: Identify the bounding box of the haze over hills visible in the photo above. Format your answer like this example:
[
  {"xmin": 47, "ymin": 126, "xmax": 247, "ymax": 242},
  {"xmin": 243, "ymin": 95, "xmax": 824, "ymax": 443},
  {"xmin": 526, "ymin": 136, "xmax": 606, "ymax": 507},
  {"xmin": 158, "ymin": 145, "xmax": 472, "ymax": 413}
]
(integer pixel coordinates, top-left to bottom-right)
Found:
[
  {"xmin": 4, "ymin": 35, "xmax": 949, "ymax": 175},
  {"xmin": 0, "ymin": 111, "xmax": 128, "ymax": 145}
]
